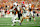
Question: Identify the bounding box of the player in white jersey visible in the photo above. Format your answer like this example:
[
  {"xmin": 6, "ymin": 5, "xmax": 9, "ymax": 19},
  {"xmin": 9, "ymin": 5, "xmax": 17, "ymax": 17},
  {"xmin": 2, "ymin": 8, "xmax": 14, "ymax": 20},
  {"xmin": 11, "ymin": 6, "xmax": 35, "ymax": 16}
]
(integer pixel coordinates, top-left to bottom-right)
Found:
[
  {"xmin": 1, "ymin": 9, "xmax": 5, "ymax": 17},
  {"xmin": 11, "ymin": 2, "xmax": 21, "ymax": 26},
  {"xmin": 20, "ymin": 4, "xmax": 29, "ymax": 24},
  {"xmin": 25, "ymin": 3, "xmax": 29, "ymax": 21},
  {"xmin": 28, "ymin": 3, "xmax": 35, "ymax": 21},
  {"xmin": 29, "ymin": 3, "xmax": 33, "ymax": 17}
]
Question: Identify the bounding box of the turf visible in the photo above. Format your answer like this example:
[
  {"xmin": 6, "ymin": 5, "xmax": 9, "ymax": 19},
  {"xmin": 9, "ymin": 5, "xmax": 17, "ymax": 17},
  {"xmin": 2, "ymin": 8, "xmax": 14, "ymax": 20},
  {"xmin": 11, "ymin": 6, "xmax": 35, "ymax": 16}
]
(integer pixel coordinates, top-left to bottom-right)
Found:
[{"xmin": 0, "ymin": 17, "xmax": 40, "ymax": 27}]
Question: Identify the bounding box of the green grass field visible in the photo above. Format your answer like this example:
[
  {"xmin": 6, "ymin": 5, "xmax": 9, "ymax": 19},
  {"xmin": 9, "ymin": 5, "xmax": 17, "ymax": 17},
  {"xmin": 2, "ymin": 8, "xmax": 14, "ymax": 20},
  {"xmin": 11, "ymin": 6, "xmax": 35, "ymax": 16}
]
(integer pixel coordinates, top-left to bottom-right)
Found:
[{"xmin": 0, "ymin": 17, "xmax": 40, "ymax": 27}]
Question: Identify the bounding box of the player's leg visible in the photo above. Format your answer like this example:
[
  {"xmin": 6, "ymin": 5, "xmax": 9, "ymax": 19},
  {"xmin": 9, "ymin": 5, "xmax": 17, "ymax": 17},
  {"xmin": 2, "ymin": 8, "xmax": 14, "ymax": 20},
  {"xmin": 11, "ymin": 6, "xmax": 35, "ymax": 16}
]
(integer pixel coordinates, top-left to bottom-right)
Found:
[
  {"xmin": 12, "ymin": 15, "xmax": 17, "ymax": 26},
  {"xmin": 26, "ymin": 12, "xmax": 31, "ymax": 21},
  {"xmin": 31, "ymin": 11, "xmax": 36, "ymax": 21},
  {"xmin": 11, "ymin": 15, "xmax": 14, "ymax": 22},
  {"xmin": 33, "ymin": 11, "xmax": 36, "ymax": 21},
  {"xmin": 3, "ymin": 13, "xmax": 5, "ymax": 18},
  {"xmin": 31, "ymin": 11, "xmax": 33, "ymax": 16},
  {"xmin": 12, "ymin": 20, "xmax": 21, "ymax": 26},
  {"xmin": 21, "ymin": 13, "xmax": 26, "ymax": 23},
  {"xmin": 26, "ymin": 11, "xmax": 29, "ymax": 21},
  {"xmin": 28, "ymin": 12, "xmax": 31, "ymax": 21},
  {"xmin": 11, "ymin": 17, "xmax": 14, "ymax": 22},
  {"xmin": 21, "ymin": 12, "xmax": 29, "ymax": 22},
  {"xmin": 21, "ymin": 17, "xmax": 24, "ymax": 23},
  {"xmin": 12, "ymin": 14, "xmax": 21, "ymax": 26},
  {"xmin": 18, "ymin": 12, "xmax": 21, "ymax": 20},
  {"xmin": 12, "ymin": 20, "xmax": 15, "ymax": 26},
  {"xmin": 29, "ymin": 11, "xmax": 33, "ymax": 21},
  {"xmin": 25, "ymin": 16, "xmax": 29, "ymax": 21},
  {"xmin": 18, "ymin": 15, "xmax": 20, "ymax": 20},
  {"xmin": 33, "ymin": 13, "xmax": 36, "ymax": 21},
  {"xmin": 11, "ymin": 14, "xmax": 18, "ymax": 22},
  {"xmin": 20, "ymin": 17, "xmax": 24, "ymax": 26},
  {"xmin": 12, "ymin": 18, "xmax": 21, "ymax": 26}
]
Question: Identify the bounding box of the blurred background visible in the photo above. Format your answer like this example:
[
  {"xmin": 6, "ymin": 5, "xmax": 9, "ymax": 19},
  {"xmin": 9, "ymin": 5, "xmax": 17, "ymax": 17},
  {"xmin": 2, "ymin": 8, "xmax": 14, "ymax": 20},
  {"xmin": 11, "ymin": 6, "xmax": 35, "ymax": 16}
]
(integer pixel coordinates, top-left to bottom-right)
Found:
[{"xmin": 0, "ymin": 0, "xmax": 40, "ymax": 18}]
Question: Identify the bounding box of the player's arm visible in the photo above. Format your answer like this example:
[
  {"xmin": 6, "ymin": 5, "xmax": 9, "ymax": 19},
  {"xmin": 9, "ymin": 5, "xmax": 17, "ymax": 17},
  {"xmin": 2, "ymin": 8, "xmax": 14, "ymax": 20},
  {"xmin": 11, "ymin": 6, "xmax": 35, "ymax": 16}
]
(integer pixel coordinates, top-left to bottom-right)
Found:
[{"xmin": 11, "ymin": 6, "xmax": 16, "ymax": 11}]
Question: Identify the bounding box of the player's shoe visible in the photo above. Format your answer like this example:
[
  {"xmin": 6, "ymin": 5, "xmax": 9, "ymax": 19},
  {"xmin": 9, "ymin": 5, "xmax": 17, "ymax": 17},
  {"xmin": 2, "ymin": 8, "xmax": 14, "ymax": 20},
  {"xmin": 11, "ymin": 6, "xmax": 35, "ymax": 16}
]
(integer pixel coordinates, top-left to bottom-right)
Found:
[
  {"xmin": 11, "ymin": 24, "xmax": 15, "ymax": 26},
  {"xmin": 20, "ymin": 23, "xmax": 21, "ymax": 26}
]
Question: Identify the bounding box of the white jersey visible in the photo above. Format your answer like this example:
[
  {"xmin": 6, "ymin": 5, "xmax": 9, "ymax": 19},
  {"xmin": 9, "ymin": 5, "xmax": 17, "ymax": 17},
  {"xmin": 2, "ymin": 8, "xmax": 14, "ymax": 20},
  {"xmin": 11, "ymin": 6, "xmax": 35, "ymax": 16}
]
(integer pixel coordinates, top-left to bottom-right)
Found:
[
  {"xmin": 25, "ymin": 4, "xmax": 29, "ymax": 9},
  {"xmin": 17, "ymin": 6, "xmax": 20, "ymax": 11},
  {"xmin": 22, "ymin": 7, "xmax": 28, "ymax": 17},
  {"xmin": 13, "ymin": 2, "xmax": 17, "ymax": 6},
  {"xmin": 27, "ymin": 11, "xmax": 33, "ymax": 16},
  {"xmin": 29, "ymin": 4, "xmax": 31, "ymax": 8},
  {"xmin": 23, "ymin": 11, "xmax": 29, "ymax": 17},
  {"xmin": 1, "ymin": 10, "xmax": 5, "ymax": 15}
]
